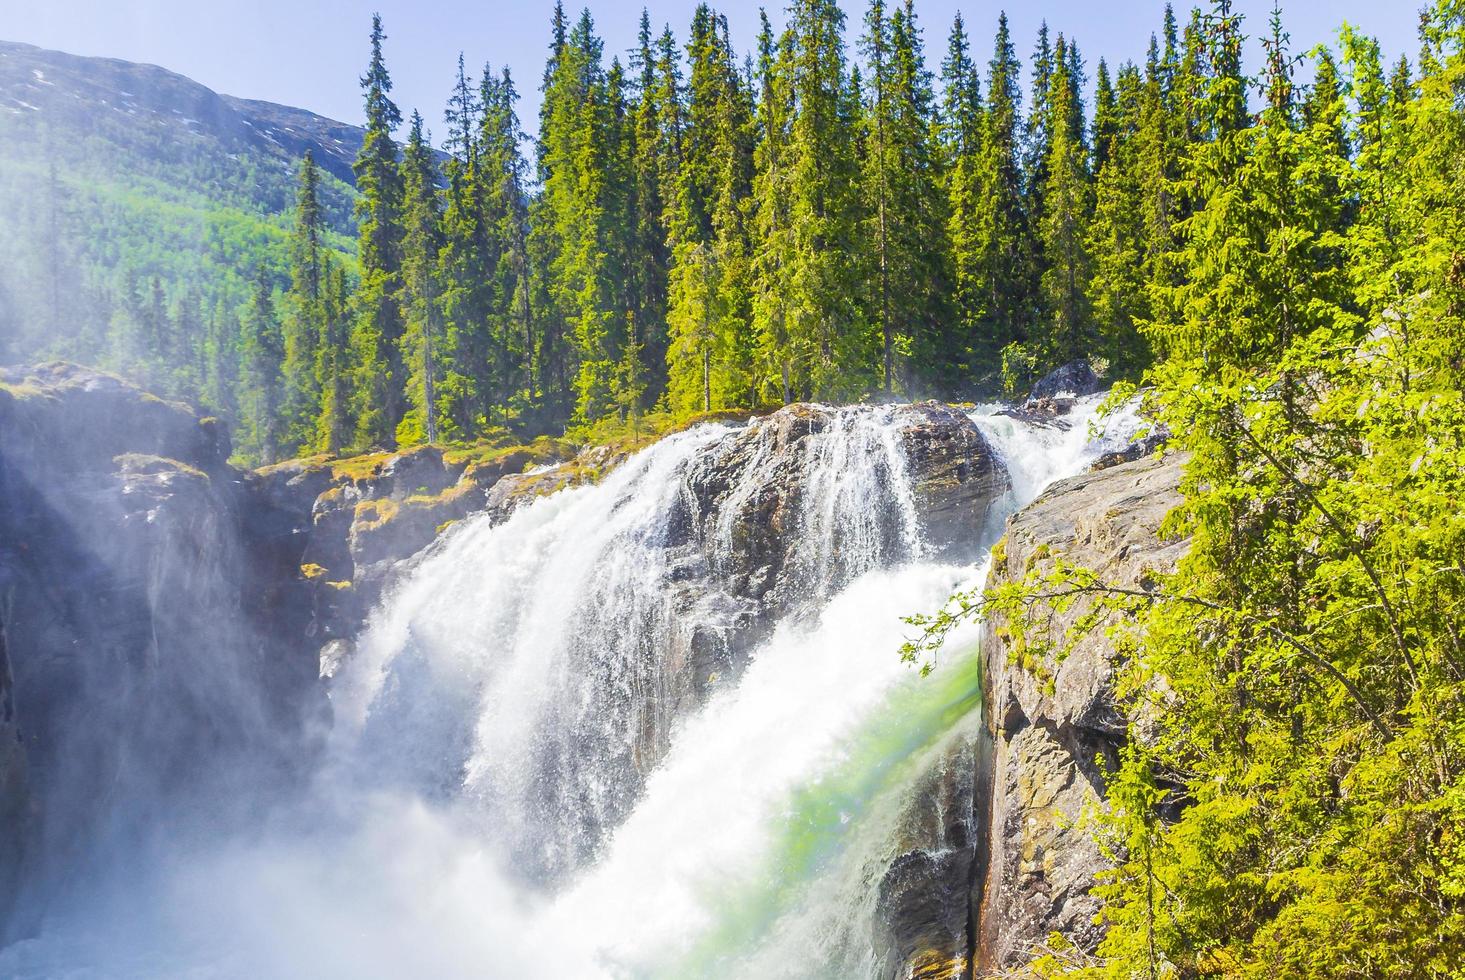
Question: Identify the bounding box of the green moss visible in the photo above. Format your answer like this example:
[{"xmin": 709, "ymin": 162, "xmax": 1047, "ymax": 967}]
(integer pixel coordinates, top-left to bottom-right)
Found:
[
  {"xmin": 406, "ymin": 481, "xmax": 474, "ymax": 508},
  {"xmin": 255, "ymin": 453, "xmax": 332, "ymax": 478},
  {"xmin": 330, "ymin": 451, "xmax": 394, "ymax": 482},
  {"xmin": 113, "ymin": 453, "xmax": 207, "ymax": 480},
  {"xmin": 991, "ymin": 535, "xmax": 1009, "ymax": 575},
  {"xmin": 0, "ymin": 379, "xmax": 49, "ymax": 401},
  {"xmin": 352, "ymin": 497, "xmax": 400, "ymax": 532}
]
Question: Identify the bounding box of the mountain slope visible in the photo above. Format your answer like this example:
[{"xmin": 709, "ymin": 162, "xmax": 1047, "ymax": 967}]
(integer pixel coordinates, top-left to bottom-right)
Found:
[{"xmin": 0, "ymin": 40, "xmax": 360, "ymax": 365}]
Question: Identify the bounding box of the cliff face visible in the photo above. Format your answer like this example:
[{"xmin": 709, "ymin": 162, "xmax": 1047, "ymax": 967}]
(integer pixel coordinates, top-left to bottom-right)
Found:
[
  {"xmin": 976, "ymin": 452, "xmax": 1185, "ymax": 971},
  {"xmin": 0, "ymin": 363, "xmax": 326, "ymax": 938}
]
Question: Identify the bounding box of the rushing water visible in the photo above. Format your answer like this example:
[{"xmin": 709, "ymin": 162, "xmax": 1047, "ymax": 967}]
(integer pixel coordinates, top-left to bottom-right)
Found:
[{"xmin": 0, "ymin": 396, "xmax": 1141, "ymax": 979}]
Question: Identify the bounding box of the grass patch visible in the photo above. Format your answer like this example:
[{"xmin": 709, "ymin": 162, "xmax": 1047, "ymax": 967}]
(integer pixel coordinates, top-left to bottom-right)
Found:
[
  {"xmin": 0, "ymin": 378, "xmax": 50, "ymax": 401},
  {"xmin": 113, "ymin": 453, "xmax": 207, "ymax": 480},
  {"xmin": 352, "ymin": 497, "xmax": 400, "ymax": 532}
]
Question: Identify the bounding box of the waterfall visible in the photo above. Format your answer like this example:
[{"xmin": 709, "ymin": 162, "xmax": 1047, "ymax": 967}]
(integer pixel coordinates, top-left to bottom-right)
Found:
[{"xmin": 0, "ymin": 396, "xmax": 1141, "ymax": 979}]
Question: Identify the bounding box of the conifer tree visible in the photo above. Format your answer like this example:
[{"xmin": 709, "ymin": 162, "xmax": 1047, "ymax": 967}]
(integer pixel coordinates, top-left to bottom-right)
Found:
[
  {"xmin": 482, "ymin": 67, "xmax": 535, "ymax": 423},
  {"xmin": 315, "ymin": 261, "xmax": 353, "ymax": 454},
  {"xmin": 398, "ymin": 111, "xmax": 445, "ymax": 445},
  {"xmin": 240, "ymin": 274, "xmax": 285, "ymax": 464},
  {"xmin": 351, "ymin": 13, "xmax": 406, "ymax": 447},
  {"xmin": 1087, "ymin": 62, "xmax": 1151, "ymax": 376},
  {"xmin": 282, "ymin": 151, "xmax": 326, "ymax": 451},
  {"xmin": 202, "ymin": 295, "xmax": 241, "ymax": 429},
  {"xmin": 666, "ymin": 5, "xmax": 755, "ymax": 414},
  {"xmin": 768, "ymin": 0, "xmax": 870, "ymax": 399},
  {"xmin": 1035, "ymin": 34, "xmax": 1093, "ymax": 364},
  {"xmin": 750, "ymin": 13, "xmax": 798, "ymax": 403},
  {"xmin": 968, "ymin": 13, "xmax": 1031, "ymax": 386},
  {"xmin": 940, "ymin": 12, "xmax": 986, "ymax": 387},
  {"xmin": 626, "ymin": 10, "xmax": 675, "ymax": 402}
]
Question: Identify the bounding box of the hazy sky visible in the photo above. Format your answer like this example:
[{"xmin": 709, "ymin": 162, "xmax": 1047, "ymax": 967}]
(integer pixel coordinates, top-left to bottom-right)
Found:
[{"xmin": 5, "ymin": 1, "xmax": 1425, "ymax": 139}]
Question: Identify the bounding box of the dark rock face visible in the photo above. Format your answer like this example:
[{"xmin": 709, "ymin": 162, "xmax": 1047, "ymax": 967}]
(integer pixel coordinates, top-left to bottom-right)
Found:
[
  {"xmin": 254, "ymin": 443, "xmax": 564, "ymax": 664},
  {"xmin": 874, "ymin": 734, "xmax": 988, "ymax": 980},
  {"xmin": 0, "ymin": 614, "xmax": 31, "ymax": 945},
  {"xmin": 0, "ymin": 363, "xmax": 324, "ymax": 939},
  {"xmin": 1028, "ymin": 360, "xmax": 1103, "ymax": 402},
  {"xmin": 976, "ymin": 452, "xmax": 1185, "ymax": 971},
  {"xmin": 685, "ymin": 402, "xmax": 1009, "ymax": 617},
  {"xmin": 899, "ymin": 402, "xmax": 1011, "ymax": 562},
  {"xmin": 1089, "ymin": 427, "xmax": 1169, "ymax": 472}
]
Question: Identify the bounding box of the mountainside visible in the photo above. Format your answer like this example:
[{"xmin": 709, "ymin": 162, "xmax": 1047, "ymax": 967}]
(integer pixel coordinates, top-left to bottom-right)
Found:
[{"xmin": 0, "ymin": 40, "xmax": 359, "ymax": 365}]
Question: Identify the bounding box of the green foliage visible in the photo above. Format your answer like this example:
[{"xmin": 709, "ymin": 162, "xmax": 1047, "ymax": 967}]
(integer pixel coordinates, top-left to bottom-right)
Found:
[{"xmin": 913, "ymin": 3, "xmax": 1465, "ymax": 974}]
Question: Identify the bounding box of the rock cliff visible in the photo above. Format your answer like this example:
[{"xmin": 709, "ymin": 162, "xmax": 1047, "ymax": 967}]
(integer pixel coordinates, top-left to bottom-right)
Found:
[
  {"xmin": 0, "ymin": 363, "xmax": 324, "ymax": 938},
  {"xmin": 976, "ymin": 452, "xmax": 1184, "ymax": 971}
]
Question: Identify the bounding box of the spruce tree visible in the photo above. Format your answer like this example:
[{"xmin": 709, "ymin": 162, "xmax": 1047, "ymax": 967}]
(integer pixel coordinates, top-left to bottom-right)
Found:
[
  {"xmin": 282, "ymin": 151, "xmax": 326, "ymax": 452},
  {"xmin": 757, "ymin": 0, "xmax": 870, "ymax": 400},
  {"xmin": 398, "ymin": 111, "xmax": 445, "ymax": 445},
  {"xmin": 351, "ymin": 13, "xmax": 406, "ymax": 447},
  {"xmin": 315, "ymin": 260, "xmax": 353, "ymax": 455},
  {"xmin": 941, "ymin": 12, "xmax": 986, "ymax": 386},
  {"xmin": 1035, "ymin": 34, "xmax": 1093, "ymax": 365},
  {"xmin": 750, "ymin": 13, "xmax": 798, "ymax": 403},
  {"xmin": 240, "ymin": 274, "xmax": 285, "ymax": 464},
  {"xmin": 666, "ymin": 5, "xmax": 755, "ymax": 414},
  {"xmin": 968, "ymin": 13, "xmax": 1029, "ymax": 387}
]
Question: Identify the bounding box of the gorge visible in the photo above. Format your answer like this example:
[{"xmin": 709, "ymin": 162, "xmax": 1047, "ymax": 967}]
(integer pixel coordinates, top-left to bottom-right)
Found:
[{"xmin": 0, "ymin": 361, "xmax": 1174, "ymax": 978}]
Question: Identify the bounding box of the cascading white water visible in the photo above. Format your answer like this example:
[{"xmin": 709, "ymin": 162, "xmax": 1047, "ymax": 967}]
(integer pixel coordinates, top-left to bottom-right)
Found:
[{"xmin": 0, "ymin": 395, "xmax": 1141, "ymax": 979}]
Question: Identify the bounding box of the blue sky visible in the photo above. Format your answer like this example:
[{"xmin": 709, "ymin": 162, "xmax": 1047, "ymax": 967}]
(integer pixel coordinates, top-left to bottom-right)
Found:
[{"xmin": 7, "ymin": 1, "xmax": 1424, "ymax": 140}]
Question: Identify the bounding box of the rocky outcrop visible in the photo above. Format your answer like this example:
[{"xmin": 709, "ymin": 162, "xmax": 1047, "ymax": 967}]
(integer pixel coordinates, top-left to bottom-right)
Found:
[
  {"xmin": 681, "ymin": 402, "xmax": 1009, "ymax": 624},
  {"xmin": 976, "ymin": 452, "xmax": 1185, "ymax": 971},
  {"xmin": 254, "ymin": 439, "xmax": 572, "ymax": 656},
  {"xmin": 0, "ymin": 613, "xmax": 30, "ymax": 945},
  {"xmin": 0, "ymin": 363, "xmax": 324, "ymax": 939},
  {"xmin": 874, "ymin": 734, "xmax": 987, "ymax": 980},
  {"xmin": 1028, "ymin": 360, "xmax": 1104, "ymax": 402}
]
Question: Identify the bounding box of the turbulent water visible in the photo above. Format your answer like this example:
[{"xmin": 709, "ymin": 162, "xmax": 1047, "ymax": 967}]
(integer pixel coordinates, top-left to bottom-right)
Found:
[{"xmin": 0, "ymin": 396, "xmax": 1141, "ymax": 979}]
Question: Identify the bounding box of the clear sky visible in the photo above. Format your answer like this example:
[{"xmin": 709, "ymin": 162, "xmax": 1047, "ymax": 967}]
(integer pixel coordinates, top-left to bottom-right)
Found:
[{"xmin": 4, "ymin": 1, "xmax": 1425, "ymax": 140}]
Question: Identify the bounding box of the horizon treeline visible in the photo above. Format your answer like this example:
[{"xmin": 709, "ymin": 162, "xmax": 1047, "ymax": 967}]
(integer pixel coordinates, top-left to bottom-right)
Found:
[
  {"xmin": 40, "ymin": 0, "xmax": 1415, "ymax": 464},
  {"xmin": 253, "ymin": 0, "xmax": 1234, "ymax": 461}
]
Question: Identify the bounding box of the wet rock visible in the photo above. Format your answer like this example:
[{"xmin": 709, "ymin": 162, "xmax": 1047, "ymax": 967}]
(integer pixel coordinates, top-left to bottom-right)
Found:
[
  {"xmin": 875, "ymin": 733, "xmax": 986, "ymax": 980},
  {"xmin": 997, "ymin": 397, "xmax": 1079, "ymax": 425},
  {"xmin": 1088, "ymin": 427, "xmax": 1169, "ymax": 472},
  {"xmin": 1027, "ymin": 359, "xmax": 1103, "ymax": 402},
  {"xmin": 0, "ymin": 364, "xmax": 325, "ymax": 941},
  {"xmin": 976, "ymin": 452, "xmax": 1186, "ymax": 971},
  {"xmin": 0, "ymin": 614, "xmax": 33, "ymax": 946},
  {"xmin": 683, "ymin": 402, "xmax": 1008, "ymax": 621},
  {"xmin": 898, "ymin": 402, "xmax": 1010, "ymax": 561}
]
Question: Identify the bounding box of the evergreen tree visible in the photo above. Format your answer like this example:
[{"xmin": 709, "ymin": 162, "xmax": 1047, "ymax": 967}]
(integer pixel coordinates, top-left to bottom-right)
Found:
[
  {"xmin": 202, "ymin": 294, "xmax": 241, "ymax": 429},
  {"xmin": 1087, "ymin": 62, "xmax": 1151, "ymax": 376},
  {"xmin": 666, "ymin": 5, "xmax": 755, "ymax": 414},
  {"xmin": 762, "ymin": 0, "xmax": 870, "ymax": 400},
  {"xmin": 750, "ymin": 13, "xmax": 798, "ymax": 402},
  {"xmin": 1034, "ymin": 34, "xmax": 1093, "ymax": 364},
  {"xmin": 969, "ymin": 13, "xmax": 1031, "ymax": 387},
  {"xmin": 626, "ymin": 10, "xmax": 675, "ymax": 403},
  {"xmin": 860, "ymin": 0, "xmax": 949, "ymax": 392},
  {"xmin": 240, "ymin": 274, "xmax": 285, "ymax": 464},
  {"xmin": 282, "ymin": 151, "xmax": 326, "ymax": 451},
  {"xmin": 315, "ymin": 261, "xmax": 353, "ymax": 454},
  {"xmin": 940, "ymin": 12, "xmax": 986, "ymax": 388},
  {"xmin": 398, "ymin": 111, "xmax": 445, "ymax": 445},
  {"xmin": 351, "ymin": 13, "xmax": 406, "ymax": 447}
]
